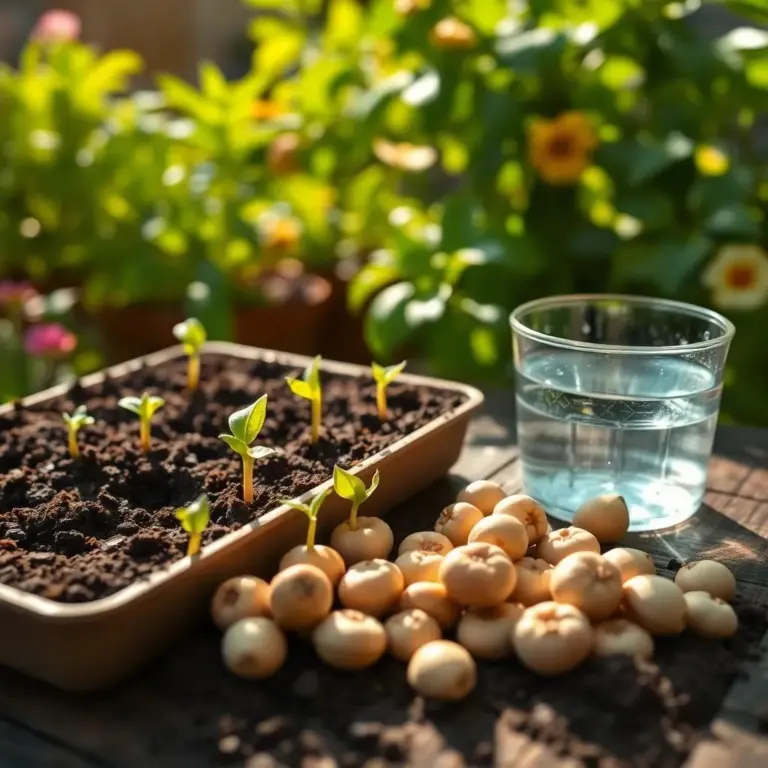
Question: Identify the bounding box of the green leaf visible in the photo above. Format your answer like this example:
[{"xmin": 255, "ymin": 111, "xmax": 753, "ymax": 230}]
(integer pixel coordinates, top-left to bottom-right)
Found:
[
  {"xmin": 142, "ymin": 395, "xmax": 166, "ymax": 420},
  {"xmin": 200, "ymin": 61, "xmax": 227, "ymax": 100},
  {"xmin": 305, "ymin": 355, "xmax": 321, "ymax": 392},
  {"xmin": 80, "ymin": 50, "xmax": 142, "ymax": 97},
  {"xmin": 175, "ymin": 495, "xmax": 210, "ymax": 535},
  {"xmin": 219, "ymin": 434, "xmax": 247, "ymax": 456},
  {"xmin": 280, "ymin": 498, "xmax": 312, "ymax": 516},
  {"xmin": 495, "ymin": 29, "xmax": 567, "ymax": 73},
  {"xmin": 333, "ymin": 464, "xmax": 366, "ymax": 504},
  {"xmin": 286, "ymin": 377, "xmax": 314, "ymax": 400},
  {"xmin": 228, "ymin": 395, "xmax": 269, "ymax": 444},
  {"xmin": 364, "ymin": 469, "xmax": 380, "ymax": 501},
  {"xmin": 157, "ymin": 74, "xmax": 220, "ymax": 124},
  {"xmin": 309, "ymin": 486, "xmax": 333, "ymax": 519},
  {"xmin": 173, "ymin": 317, "xmax": 207, "ymax": 355},
  {"xmin": 371, "ymin": 362, "xmax": 387, "ymax": 384},
  {"xmin": 704, "ymin": 205, "xmax": 762, "ymax": 240},
  {"xmin": 402, "ymin": 71, "xmax": 440, "ymax": 107},
  {"xmin": 627, "ymin": 134, "xmax": 693, "ymax": 185},
  {"xmin": 348, "ymin": 263, "xmax": 400, "ymax": 313},
  {"xmin": 118, "ymin": 397, "xmax": 142, "ymax": 415},
  {"xmin": 383, "ymin": 361, "xmax": 407, "ymax": 384},
  {"xmin": 364, "ymin": 282, "xmax": 416, "ymax": 358},
  {"xmin": 247, "ymin": 445, "xmax": 275, "ymax": 461},
  {"xmin": 714, "ymin": 1, "xmax": 768, "ymax": 26},
  {"xmin": 325, "ymin": 0, "xmax": 363, "ymax": 49}
]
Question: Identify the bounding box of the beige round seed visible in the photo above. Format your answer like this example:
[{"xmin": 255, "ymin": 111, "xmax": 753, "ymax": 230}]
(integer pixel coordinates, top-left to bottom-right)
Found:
[
  {"xmin": 399, "ymin": 582, "xmax": 461, "ymax": 630},
  {"xmin": 456, "ymin": 603, "xmax": 524, "ymax": 659},
  {"xmin": 513, "ymin": 602, "xmax": 593, "ymax": 676},
  {"xmin": 684, "ymin": 591, "xmax": 739, "ymax": 638},
  {"xmin": 537, "ymin": 526, "xmax": 600, "ymax": 566},
  {"xmin": 457, "ymin": 481, "xmax": 506, "ymax": 515},
  {"xmin": 338, "ymin": 559, "xmax": 405, "ymax": 617},
  {"xmin": 269, "ymin": 564, "xmax": 333, "ymax": 631},
  {"xmin": 572, "ymin": 494, "xmax": 630, "ymax": 543},
  {"xmin": 493, "ymin": 495, "xmax": 549, "ymax": 545},
  {"xmin": 550, "ymin": 552, "xmax": 623, "ymax": 621},
  {"xmin": 279, "ymin": 545, "xmax": 346, "ymax": 586},
  {"xmin": 398, "ymin": 531, "xmax": 454, "ymax": 557},
  {"xmin": 222, "ymin": 617, "xmax": 287, "ymax": 679},
  {"xmin": 395, "ymin": 550, "xmax": 444, "ymax": 586},
  {"xmin": 407, "ymin": 640, "xmax": 477, "ymax": 701},
  {"xmin": 603, "ymin": 547, "xmax": 656, "ymax": 582},
  {"xmin": 592, "ymin": 619, "xmax": 654, "ymax": 659},
  {"xmin": 439, "ymin": 542, "xmax": 516, "ymax": 607},
  {"xmin": 509, "ymin": 557, "xmax": 553, "ymax": 606},
  {"xmin": 330, "ymin": 517, "xmax": 394, "ymax": 566},
  {"xmin": 468, "ymin": 514, "xmax": 529, "ymax": 561},
  {"xmin": 435, "ymin": 502, "xmax": 484, "ymax": 546},
  {"xmin": 675, "ymin": 560, "xmax": 736, "ymax": 602},
  {"xmin": 622, "ymin": 575, "xmax": 686, "ymax": 635},
  {"xmin": 211, "ymin": 576, "xmax": 271, "ymax": 631},
  {"xmin": 313, "ymin": 610, "xmax": 387, "ymax": 669},
  {"xmin": 385, "ymin": 609, "xmax": 442, "ymax": 661}
]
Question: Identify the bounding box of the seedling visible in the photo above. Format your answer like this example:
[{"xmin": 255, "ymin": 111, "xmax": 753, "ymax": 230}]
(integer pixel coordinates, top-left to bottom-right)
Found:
[
  {"xmin": 371, "ymin": 360, "xmax": 406, "ymax": 421},
  {"xmin": 218, "ymin": 395, "xmax": 275, "ymax": 503},
  {"xmin": 175, "ymin": 494, "xmax": 211, "ymax": 557},
  {"xmin": 279, "ymin": 487, "xmax": 345, "ymax": 585},
  {"xmin": 118, "ymin": 392, "xmax": 166, "ymax": 453},
  {"xmin": 172, "ymin": 317, "xmax": 206, "ymax": 391},
  {"xmin": 286, "ymin": 355, "xmax": 322, "ymax": 443},
  {"xmin": 331, "ymin": 465, "xmax": 392, "ymax": 564},
  {"xmin": 62, "ymin": 405, "xmax": 94, "ymax": 458}
]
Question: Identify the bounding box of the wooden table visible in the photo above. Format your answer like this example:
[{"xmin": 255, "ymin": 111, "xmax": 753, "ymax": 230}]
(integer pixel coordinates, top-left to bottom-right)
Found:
[{"xmin": 0, "ymin": 391, "xmax": 766, "ymax": 767}]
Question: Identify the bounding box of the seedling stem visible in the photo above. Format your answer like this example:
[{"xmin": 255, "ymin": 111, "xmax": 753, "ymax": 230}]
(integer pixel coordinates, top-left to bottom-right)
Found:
[
  {"xmin": 172, "ymin": 318, "xmax": 207, "ymax": 392},
  {"xmin": 333, "ymin": 465, "xmax": 380, "ymax": 532},
  {"xmin": 118, "ymin": 393, "xmax": 165, "ymax": 454},
  {"xmin": 286, "ymin": 355, "xmax": 322, "ymax": 444},
  {"xmin": 281, "ymin": 487, "xmax": 333, "ymax": 551},
  {"xmin": 63, "ymin": 405, "xmax": 94, "ymax": 459},
  {"xmin": 372, "ymin": 361, "xmax": 407, "ymax": 421},
  {"xmin": 175, "ymin": 494, "xmax": 211, "ymax": 557}
]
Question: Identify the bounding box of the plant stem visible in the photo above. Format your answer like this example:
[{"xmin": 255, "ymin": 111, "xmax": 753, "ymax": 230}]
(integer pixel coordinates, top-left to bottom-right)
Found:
[
  {"xmin": 243, "ymin": 455, "xmax": 254, "ymax": 503},
  {"xmin": 307, "ymin": 516, "xmax": 317, "ymax": 550},
  {"xmin": 376, "ymin": 383, "xmax": 387, "ymax": 421},
  {"xmin": 187, "ymin": 533, "xmax": 201, "ymax": 557},
  {"xmin": 311, "ymin": 397, "xmax": 321, "ymax": 443},
  {"xmin": 188, "ymin": 354, "xmax": 200, "ymax": 391},
  {"xmin": 349, "ymin": 502, "xmax": 359, "ymax": 532},
  {"xmin": 68, "ymin": 431, "xmax": 79, "ymax": 459},
  {"xmin": 140, "ymin": 420, "xmax": 151, "ymax": 453}
]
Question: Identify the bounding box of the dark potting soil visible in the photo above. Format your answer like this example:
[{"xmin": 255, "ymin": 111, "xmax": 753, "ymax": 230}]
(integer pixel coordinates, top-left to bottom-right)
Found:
[
  {"xmin": 0, "ymin": 353, "xmax": 467, "ymax": 603},
  {"xmin": 128, "ymin": 496, "xmax": 768, "ymax": 768}
]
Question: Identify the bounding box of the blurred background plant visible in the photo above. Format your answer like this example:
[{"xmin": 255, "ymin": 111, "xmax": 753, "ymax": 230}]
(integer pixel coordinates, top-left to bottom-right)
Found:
[{"xmin": 1, "ymin": 0, "xmax": 768, "ymax": 424}]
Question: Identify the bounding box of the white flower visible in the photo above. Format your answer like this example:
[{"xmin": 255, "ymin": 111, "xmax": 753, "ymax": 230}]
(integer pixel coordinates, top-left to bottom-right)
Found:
[{"xmin": 702, "ymin": 244, "xmax": 768, "ymax": 311}]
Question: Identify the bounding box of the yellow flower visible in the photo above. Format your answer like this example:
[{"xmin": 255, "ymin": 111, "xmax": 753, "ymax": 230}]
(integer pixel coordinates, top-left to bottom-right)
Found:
[
  {"xmin": 261, "ymin": 216, "xmax": 302, "ymax": 253},
  {"xmin": 528, "ymin": 112, "xmax": 598, "ymax": 186},
  {"xmin": 430, "ymin": 17, "xmax": 477, "ymax": 51},
  {"xmin": 373, "ymin": 138, "xmax": 437, "ymax": 172},
  {"xmin": 703, "ymin": 244, "xmax": 768, "ymax": 311},
  {"xmin": 251, "ymin": 100, "xmax": 284, "ymax": 121},
  {"xmin": 695, "ymin": 145, "xmax": 730, "ymax": 177}
]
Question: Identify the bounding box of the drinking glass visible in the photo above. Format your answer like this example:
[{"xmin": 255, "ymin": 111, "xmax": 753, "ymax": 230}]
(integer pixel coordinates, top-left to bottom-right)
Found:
[{"xmin": 510, "ymin": 294, "xmax": 735, "ymax": 531}]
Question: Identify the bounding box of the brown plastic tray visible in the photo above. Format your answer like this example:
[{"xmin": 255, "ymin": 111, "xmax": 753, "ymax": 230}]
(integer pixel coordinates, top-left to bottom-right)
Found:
[{"xmin": 0, "ymin": 343, "xmax": 483, "ymax": 692}]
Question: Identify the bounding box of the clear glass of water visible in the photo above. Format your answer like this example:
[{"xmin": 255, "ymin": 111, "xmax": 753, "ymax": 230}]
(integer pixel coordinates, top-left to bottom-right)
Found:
[{"xmin": 510, "ymin": 294, "xmax": 735, "ymax": 532}]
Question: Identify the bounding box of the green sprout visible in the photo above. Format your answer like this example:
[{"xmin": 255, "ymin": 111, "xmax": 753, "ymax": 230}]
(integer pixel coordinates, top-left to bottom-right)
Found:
[
  {"xmin": 172, "ymin": 317, "xmax": 206, "ymax": 392},
  {"xmin": 118, "ymin": 392, "xmax": 166, "ymax": 454},
  {"xmin": 63, "ymin": 405, "xmax": 94, "ymax": 459},
  {"xmin": 281, "ymin": 487, "xmax": 333, "ymax": 551},
  {"xmin": 333, "ymin": 465, "xmax": 380, "ymax": 532},
  {"xmin": 219, "ymin": 395, "xmax": 275, "ymax": 503},
  {"xmin": 175, "ymin": 494, "xmax": 210, "ymax": 557},
  {"xmin": 372, "ymin": 361, "xmax": 407, "ymax": 421},
  {"xmin": 286, "ymin": 355, "xmax": 322, "ymax": 444}
]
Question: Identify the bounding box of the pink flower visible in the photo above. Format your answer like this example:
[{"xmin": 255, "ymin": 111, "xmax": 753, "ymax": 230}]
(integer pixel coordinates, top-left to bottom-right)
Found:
[
  {"xmin": 0, "ymin": 281, "xmax": 38, "ymax": 310},
  {"xmin": 31, "ymin": 10, "xmax": 81, "ymax": 43},
  {"xmin": 24, "ymin": 323, "xmax": 77, "ymax": 358}
]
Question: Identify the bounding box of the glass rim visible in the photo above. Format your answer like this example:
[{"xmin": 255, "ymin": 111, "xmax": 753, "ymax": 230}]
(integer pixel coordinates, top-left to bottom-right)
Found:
[{"xmin": 510, "ymin": 293, "xmax": 735, "ymax": 355}]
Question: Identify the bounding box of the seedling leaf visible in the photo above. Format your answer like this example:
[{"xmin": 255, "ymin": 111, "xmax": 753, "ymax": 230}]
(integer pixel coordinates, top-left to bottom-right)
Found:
[
  {"xmin": 364, "ymin": 469, "xmax": 381, "ymax": 500},
  {"xmin": 286, "ymin": 377, "xmax": 314, "ymax": 400},
  {"xmin": 172, "ymin": 317, "xmax": 207, "ymax": 356},
  {"xmin": 219, "ymin": 434, "xmax": 247, "ymax": 455},
  {"xmin": 309, "ymin": 486, "xmax": 333, "ymax": 518},
  {"xmin": 143, "ymin": 395, "xmax": 166, "ymax": 420},
  {"xmin": 175, "ymin": 494, "xmax": 211, "ymax": 535},
  {"xmin": 280, "ymin": 499, "xmax": 312, "ymax": 515},
  {"xmin": 228, "ymin": 394, "xmax": 268, "ymax": 443},
  {"xmin": 305, "ymin": 355, "xmax": 321, "ymax": 390},
  {"xmin": 372, "ymin": 360, "xmax": 407, "ymax": 385},
  {"xmin": 333, "ymin": 464, "xmax": 366, "ymax": 504},
  {"xmin": 247, "ymin": 445, "xmax": 275, "ymax": 460},
  {"xmin": 118, "ymin": 396, "xmax": 142, "ymax": 415}
]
